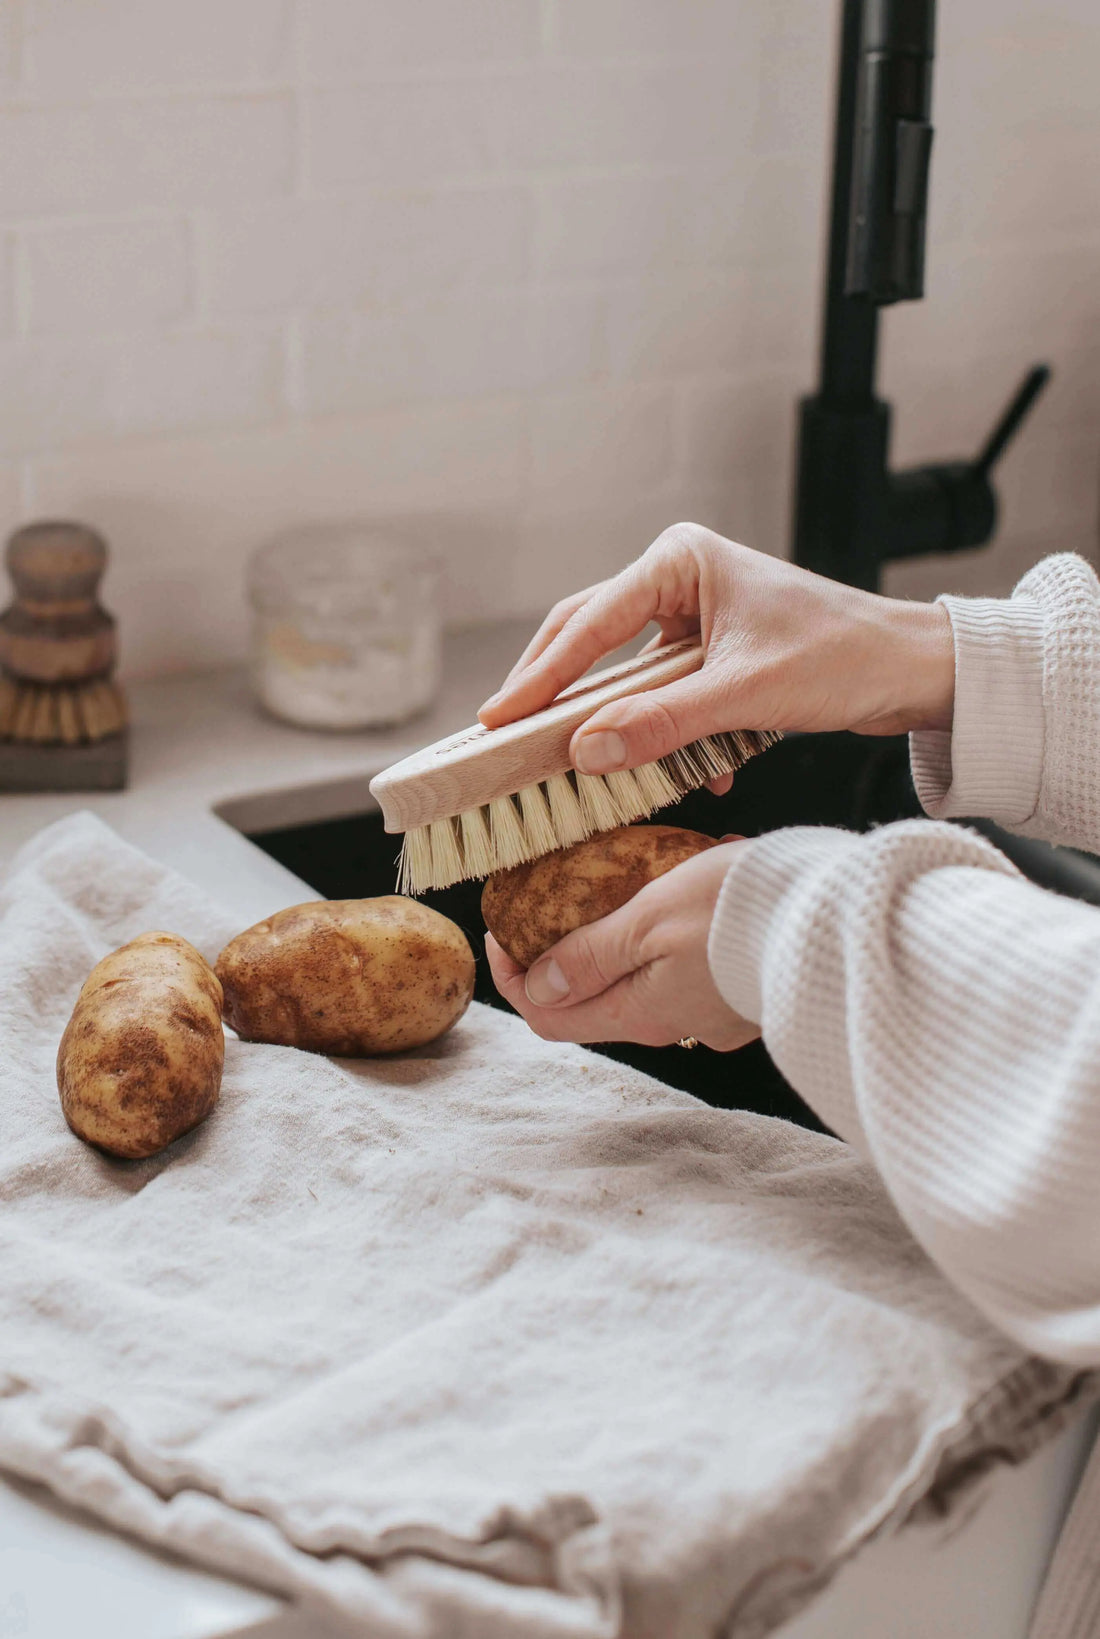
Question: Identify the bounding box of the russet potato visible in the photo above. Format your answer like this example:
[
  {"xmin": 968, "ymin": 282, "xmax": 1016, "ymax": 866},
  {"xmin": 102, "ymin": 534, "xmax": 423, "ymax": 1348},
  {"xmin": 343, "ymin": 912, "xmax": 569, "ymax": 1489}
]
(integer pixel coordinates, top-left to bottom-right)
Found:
[
  {"xmin": 482, "ymin": 823, "xmax": 719, "ymax": 968},
  {"xmin": 57, "ymin": 932, "xmax": 224, "ymax": 1160},
  {"xmin": 215, "ymin": 897, "xmax": 475, "ymax": 1056}
]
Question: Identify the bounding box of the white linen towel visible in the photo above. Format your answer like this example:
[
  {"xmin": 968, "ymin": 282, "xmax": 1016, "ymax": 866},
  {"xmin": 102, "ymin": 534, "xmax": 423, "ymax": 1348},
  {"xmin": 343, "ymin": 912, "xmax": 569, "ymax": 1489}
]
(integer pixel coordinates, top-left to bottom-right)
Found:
[{"xmin": 0, "ymin": 812, "xmax": 1093, "ymax": 1639}]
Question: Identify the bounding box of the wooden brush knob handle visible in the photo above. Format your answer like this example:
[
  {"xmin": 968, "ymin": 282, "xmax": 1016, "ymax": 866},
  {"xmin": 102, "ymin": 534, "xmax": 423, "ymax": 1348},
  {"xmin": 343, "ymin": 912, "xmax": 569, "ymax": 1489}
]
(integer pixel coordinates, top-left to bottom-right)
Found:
[{"xmin": 0, "ymin": 520, "xmax": 117, "ymax": 683}]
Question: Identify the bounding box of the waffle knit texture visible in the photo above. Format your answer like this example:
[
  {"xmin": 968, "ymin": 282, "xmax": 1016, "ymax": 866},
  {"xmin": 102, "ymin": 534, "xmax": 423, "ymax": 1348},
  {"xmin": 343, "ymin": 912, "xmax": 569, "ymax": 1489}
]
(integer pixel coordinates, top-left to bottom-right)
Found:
[
  {"xmin": 708, "ymin": 553, "xmax": 1100, "ymax": 1636},
  {"xmin": 709, "ymin": 554, "xmax": 1100, "ymax": 1366}
]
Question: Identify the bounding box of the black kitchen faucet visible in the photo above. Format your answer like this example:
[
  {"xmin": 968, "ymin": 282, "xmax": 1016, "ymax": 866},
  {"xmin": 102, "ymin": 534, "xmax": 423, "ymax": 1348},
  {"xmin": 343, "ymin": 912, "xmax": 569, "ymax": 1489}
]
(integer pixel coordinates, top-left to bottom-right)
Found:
[{"xmin": 793, "ymin": 0, "xmax": 1050, "ymax": 591}]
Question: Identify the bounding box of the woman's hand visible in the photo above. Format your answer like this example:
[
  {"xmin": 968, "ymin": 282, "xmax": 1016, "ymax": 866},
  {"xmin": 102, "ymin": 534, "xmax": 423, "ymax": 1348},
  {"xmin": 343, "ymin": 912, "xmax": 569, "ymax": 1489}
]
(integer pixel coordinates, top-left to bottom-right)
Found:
[
  {"xmin": 484, "ymin": 841, "xmax": 760, "ymax": 1051},
  {"xmin": 479, "ymin": 524, "xmax": 955, "ymax": 791}
]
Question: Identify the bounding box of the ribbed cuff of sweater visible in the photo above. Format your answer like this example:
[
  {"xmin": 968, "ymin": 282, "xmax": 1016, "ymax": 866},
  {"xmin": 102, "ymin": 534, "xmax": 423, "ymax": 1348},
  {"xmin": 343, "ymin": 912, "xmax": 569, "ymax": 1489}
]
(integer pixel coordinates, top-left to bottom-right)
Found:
[
  {"xmin": 910, "ymin": 592, "xmax": 1046, "ymax": 825},
  {"xmin": 707, "ymin": 826, "xmax": 867, "ymax": 1146}
]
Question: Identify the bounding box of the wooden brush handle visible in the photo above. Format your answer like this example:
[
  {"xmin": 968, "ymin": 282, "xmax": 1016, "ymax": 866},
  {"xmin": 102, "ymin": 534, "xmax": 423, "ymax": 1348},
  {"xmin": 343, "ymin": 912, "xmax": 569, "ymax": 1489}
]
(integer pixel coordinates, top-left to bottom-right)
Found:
[
  {"xmin": 0, "ymin": 521, "xmax": 117, "ymax": 684},
  {"xmin": 370, "ymin": 638, "xmax": 705, "ymax": 832}
]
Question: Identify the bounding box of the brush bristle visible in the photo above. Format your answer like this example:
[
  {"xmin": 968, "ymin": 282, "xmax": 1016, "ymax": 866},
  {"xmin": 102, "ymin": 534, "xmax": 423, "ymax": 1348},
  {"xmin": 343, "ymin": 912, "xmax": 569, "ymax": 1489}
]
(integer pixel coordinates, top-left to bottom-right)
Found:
[
  {"xmin": 488, "ymin": 795, "xmax": 529, "ymax": 870},
  {"xmin": 458, "ymin": 805, "xmax": 494, "ymax": 879},
  {"xmin": 398, "ymin": 824, "xmax": 434, "ymax": 896},
  {"xmin": 544, "ymin": 773, "xmax": 587, "ymax": 849},
  {"xmin": 518, "ymin": 781, "xmax": 559, "ymax": 859},
  {"xmin": 576, "ymin": 770, "xmax": 621, "ymax": 833},
  {"xmin": 429, "ymin": 817, "xmax": 464, "ymax": 887},
  {"xmin": 394, "ymin": 728, "xmax": 780, "ymax": 894}
]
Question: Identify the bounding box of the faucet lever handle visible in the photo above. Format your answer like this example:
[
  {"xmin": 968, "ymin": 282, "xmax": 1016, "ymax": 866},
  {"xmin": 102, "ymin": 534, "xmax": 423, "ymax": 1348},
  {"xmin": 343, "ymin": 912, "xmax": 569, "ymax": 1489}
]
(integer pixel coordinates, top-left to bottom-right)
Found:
[{"xmin": 973, "ymin": 364, "xmax": 1052, "ymax": 478}]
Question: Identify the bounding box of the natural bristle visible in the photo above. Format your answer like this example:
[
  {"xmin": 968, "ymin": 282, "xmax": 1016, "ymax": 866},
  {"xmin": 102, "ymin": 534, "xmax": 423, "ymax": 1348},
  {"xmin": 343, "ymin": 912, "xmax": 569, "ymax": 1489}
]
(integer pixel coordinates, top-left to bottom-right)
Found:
[
  {"xmin": 459, "ymin": 805, "xmax": 495, "ymax": 879},
  {"xmin": 544, "ymin": 773, "xmax": 587, "ymax": 849},
  {"xmin": 488, "ymin": 795, "xmax": 529, "ymax": 871},
  {"xmin": 518, "ymin": 782, "xmax": 558, "ymax": 859},
  {"xmin": 397, "ymin": 825, "xmax": 433, "ymax": 896},
  {"xmin": 429, "ymin": 818, "xmax": 463, "ymax": 887},
  {"xmin": 576, "ymin": 770, "xmax": 621, "ymax": 833},
  {"xmin": 394, "ymin": 728, "xmax": 781, "ymax": 895},
  {"xmin": 0, "ymin": 674, "xmax": 127, "ymax": 747},
  {"xmin": 629, "ymin": 759, "xmax": 681, "ymax": 813}
]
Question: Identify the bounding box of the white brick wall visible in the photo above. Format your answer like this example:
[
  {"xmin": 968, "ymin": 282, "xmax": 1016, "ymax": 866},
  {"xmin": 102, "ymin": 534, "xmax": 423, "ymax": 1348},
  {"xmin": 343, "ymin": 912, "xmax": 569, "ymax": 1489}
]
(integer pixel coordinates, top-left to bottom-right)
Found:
[
  {"xmin": 0, "ymin": 232, "xmax": 14, "ymax": 337},
  {"xmin": 25, "ymin": 0, "xmax": 293, "ymax": 94},
  {"xmin": 0, "ymin": 0, "xmax": 1096, "ymax": 678},
  {"xmin": 28, "ymin": 403, "xmax": 529, "ymax": 668},
  {"xmin": 24, "ymin": 219, "xmax": 192, "ymax": 334},
  {"xmin": 202, "ymin": 190, "xmax": 531, "ymax": 315},
  {"xmin": 300, "ymin": 0, "xmax": 540, "ymax": 75},
  {"xmin": 0, "ymin": 98, "xmax": 295, "ymax": 217},
  {"xmin": 0, "ymin": 329, "xmax": 284, "ymax": 455},
  {"xmin": 0, "ymin": 8, "xmax": 17, "ymax": 95}
]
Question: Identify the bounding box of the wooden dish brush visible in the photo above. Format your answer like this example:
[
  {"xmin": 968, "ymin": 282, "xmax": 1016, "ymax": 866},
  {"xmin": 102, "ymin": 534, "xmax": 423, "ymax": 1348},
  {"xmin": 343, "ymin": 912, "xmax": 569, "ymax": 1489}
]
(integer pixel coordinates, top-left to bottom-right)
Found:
[
  {"xmin": 0, "ymin": 520, "xmax": 128, "ymax": 790},
  {"xmin": 369, "ymin": 638, "xmax": 780, "ymax": 894}
]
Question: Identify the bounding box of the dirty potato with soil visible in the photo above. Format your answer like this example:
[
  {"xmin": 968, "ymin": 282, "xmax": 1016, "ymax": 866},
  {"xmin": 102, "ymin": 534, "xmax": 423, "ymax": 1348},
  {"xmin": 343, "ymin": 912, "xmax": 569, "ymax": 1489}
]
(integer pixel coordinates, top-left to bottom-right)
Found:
[
  {"xmin": 482, "ymin": 823, "xmax": 719, "ymax": 968},
  {"xmin": 57, "ymin": 931, "xmax": 225, "ymax": 1160},
  {"xmin": 216, "ymin": 897, "xmax": 475, "ymax": 1056}
]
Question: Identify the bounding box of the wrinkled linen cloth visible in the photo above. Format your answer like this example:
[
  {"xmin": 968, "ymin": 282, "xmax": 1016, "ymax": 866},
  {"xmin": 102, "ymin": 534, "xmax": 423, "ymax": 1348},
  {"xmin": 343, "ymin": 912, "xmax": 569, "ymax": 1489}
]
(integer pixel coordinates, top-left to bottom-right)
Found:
[{"xmin": 0, "ymin": 813, "xmax": 1093, "ymax": 1639}]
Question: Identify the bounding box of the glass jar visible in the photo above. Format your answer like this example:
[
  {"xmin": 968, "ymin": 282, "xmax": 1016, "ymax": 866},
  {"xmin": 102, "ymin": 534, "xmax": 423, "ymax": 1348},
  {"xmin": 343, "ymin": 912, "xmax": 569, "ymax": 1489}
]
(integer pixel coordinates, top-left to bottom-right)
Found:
[{"xmin": 246, "ymin": 527, "xmax": 441, "ymax": 730}]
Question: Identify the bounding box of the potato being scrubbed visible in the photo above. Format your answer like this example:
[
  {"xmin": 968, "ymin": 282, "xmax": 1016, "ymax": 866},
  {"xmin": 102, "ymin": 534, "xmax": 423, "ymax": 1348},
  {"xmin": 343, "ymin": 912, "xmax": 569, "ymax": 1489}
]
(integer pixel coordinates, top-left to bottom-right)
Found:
[
  {"xmin": 216, "ymin": 897, "xmax": 475, "ymax": 1056},
  {"xmin": 483, "ymin": 824, "xmax": 719, "ymax": 969},
  {"xmin": 57, "ymin": 932, "xmax": 224, "ymax": 1160}
]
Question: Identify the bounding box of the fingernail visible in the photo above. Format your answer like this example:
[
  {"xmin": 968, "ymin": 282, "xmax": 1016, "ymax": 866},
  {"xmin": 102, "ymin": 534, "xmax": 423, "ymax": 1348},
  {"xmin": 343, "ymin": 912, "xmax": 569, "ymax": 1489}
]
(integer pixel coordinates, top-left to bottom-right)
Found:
[
  {"xmin": 480, "ymin": 691, "xmax": 503, "ymax": 713},
  {"xmin": 525, "ymin": 958, "xmax": 570, "ymax": 1006},
  {"xmin": 574, "ymin": 730, "xmax": 626, "ymax": 774}
]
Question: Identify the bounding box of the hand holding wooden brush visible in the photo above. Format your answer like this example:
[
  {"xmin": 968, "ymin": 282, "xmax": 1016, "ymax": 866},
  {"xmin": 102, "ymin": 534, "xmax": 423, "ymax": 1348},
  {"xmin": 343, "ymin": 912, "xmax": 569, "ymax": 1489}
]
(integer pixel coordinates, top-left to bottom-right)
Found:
[{"xmin": 370, "ymin": 638, "xmax": 779, "ymax": 894}]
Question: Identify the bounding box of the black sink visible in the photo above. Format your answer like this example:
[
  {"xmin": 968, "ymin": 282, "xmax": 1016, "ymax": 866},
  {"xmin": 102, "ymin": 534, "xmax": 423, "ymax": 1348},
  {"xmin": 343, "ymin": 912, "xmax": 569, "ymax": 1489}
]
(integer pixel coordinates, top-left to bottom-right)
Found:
[{"xmin": 247, "ymin": 731, "xmax": 1100, "ymax": 1132}]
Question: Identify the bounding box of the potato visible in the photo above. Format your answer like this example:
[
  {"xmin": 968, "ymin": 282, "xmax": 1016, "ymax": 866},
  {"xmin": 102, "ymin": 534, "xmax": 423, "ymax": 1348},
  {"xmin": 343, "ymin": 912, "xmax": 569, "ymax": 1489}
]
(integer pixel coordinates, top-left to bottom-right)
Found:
[
  {"xmin": 483, "ymin": 824, "xmax": 719, "ymax": 968},
  {"xmin": 215, "ymin": 897, "xmax": 475, "ymax": 1056},
  {"xmin": 57, "ymin": 932, "xmax": 224, "ymax": 1160}
]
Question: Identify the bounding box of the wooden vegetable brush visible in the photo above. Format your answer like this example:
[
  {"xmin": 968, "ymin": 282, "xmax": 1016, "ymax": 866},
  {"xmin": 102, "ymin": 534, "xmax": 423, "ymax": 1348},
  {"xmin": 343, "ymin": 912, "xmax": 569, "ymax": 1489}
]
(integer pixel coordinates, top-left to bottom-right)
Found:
[
  {"xmin": 0, "ymin": 520, "xmax": 128, "ymax": 791},
  {"xmin": 369, "ymin": 638, "xmax": 780, "ymax": 894}
]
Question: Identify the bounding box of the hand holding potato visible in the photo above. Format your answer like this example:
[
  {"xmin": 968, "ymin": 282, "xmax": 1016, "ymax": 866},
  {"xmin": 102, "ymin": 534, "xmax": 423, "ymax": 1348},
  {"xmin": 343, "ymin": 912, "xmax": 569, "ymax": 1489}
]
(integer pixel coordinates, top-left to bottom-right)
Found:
[
  {"xmin": 57, "ymin": 932, "xmax": 224, "ymax": 1160},
  {"xmin": 486, "ymin": 840, "xmax": 760, "ymax": 1052}
]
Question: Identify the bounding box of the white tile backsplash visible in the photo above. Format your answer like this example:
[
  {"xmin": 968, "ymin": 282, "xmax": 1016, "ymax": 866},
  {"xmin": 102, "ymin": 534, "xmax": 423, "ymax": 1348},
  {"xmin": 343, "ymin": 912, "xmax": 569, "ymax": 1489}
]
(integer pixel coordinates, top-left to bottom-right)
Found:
[
  {"xmin": 24, "ymin": 219, "xmax": 192, "ymax": 336},
  {"xmin": 553, "ymin": 0, "xmax": 746, "ymax": 60},
  {"xmin": 0, "ymin": 0, "xmax": 1095, "ymax": 675},
  {"xmin": 300, "ymin": 0, "xmax": 541, "ymax": 76},
  {"xmin": 0, "ymin": 462, "xmax": 18, "ymax": 525},
  {"xmin": 0, "ymin": 328, "xmax": 284, "ymax": 456},
  {"xmin": 201, "ymin": 189, "xmax": 532, "ymax": 316},
  {"xmin": 0, "ymin": 5, "xmax": 19, "ymax": 93},
  {"xmin": 533, "ymin": 174, "xmax": 693, "ymax": 279},
  {"xmin": 300, "ymin": 293, "xmax": 534, "ymax": 415},
  {"xmin": 28, "ymin": 401, "xmax": 530, "ymax": 673},
  {"xmin": 0, "ymin": 339, "xmax": 118, "ymax": 456},
  {"xmin": 305, "ymin": 79, "xmax": 531, "ymax": 190},
  {"xmin": 24, "ymin": 0, "xmax": 294, "ymax": 94},
  {"xmin": 529, "ymin": 382, "xmax": 675, "ymax": 498},
  {"xmin": 0, "ymin": 232, "xmax": 14, "ymax": 337},
  {"xmin": 0, "ymin": 98, "xmax": 296, "ymax": 217}
]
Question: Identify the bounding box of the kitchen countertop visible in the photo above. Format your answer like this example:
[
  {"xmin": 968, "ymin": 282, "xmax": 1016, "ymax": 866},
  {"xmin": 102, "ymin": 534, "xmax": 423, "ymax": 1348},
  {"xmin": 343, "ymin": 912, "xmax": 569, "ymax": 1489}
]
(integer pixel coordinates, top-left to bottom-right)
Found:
[{"xmin": 1, "ymin": 623, "xmax": 1096, "ymax": 1639}]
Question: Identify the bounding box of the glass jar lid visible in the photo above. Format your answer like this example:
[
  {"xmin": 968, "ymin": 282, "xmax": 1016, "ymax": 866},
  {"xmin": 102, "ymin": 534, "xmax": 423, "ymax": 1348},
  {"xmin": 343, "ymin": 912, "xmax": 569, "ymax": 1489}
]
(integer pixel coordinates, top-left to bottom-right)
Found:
[{"xmin": 247, "ymin": 526, "xmax": 439, "ymax": 622}]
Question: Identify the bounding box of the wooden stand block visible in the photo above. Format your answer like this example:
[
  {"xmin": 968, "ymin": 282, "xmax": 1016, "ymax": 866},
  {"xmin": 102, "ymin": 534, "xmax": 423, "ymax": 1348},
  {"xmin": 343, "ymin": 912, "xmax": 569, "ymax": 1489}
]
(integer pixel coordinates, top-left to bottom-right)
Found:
[{"xmin": 0, "ymin": 730, "xmax": 128, "ymax": 792}]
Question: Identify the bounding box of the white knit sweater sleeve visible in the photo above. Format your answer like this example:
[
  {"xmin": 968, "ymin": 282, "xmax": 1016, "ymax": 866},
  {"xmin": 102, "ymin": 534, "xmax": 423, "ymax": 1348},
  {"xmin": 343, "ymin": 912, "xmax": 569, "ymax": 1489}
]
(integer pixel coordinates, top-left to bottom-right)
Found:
[
  {"xmin": 708, "ymin": 555, "xmax": 1100, "ymax": 1366},
  {"xmin": 909, "ymin": 553, "xmax": 1100, "ymax": 850}
]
